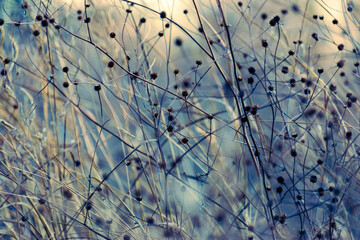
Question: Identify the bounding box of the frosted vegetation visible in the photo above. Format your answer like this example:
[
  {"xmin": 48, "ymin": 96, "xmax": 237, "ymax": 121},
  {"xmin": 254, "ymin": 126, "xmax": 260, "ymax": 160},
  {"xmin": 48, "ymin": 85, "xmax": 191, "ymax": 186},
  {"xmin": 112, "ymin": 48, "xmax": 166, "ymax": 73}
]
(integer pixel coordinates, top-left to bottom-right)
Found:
[{"xmin": 0, "ymin": 0, "xmax": 360, "ymax": 239}]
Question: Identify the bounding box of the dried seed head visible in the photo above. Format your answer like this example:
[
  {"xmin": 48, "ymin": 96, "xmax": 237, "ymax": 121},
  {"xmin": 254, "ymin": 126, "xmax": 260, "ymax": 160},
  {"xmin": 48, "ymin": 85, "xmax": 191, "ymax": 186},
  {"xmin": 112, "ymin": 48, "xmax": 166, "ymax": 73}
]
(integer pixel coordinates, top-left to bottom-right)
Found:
[
  {"xmin": 175, "ymin": 37, "xmax": 183, "ymax": 46},
  {"xmin": 150, "ymin": 72, "xmax": 158, "ymax": 79},
  {"xmin": 140, "ymin": 17, "xmax": 146, "ymax": 23},
  {"xmin": 94, "ymin": 85, "xmax": 101, "ymax": 91},
  {"xmin": 337, "ymin": 60, "xmax": 345, "ymax": 68},
  {"xmin": 160, "ymin": 11, "xmax": 166, "ymax": 19},
  {"xmin": 109, "ymin": 32, "xmax": 116, "ymax": 38},
  {"xmin": 33, "ymin": 30, "xmax": 40, "ymax": 37},
  {"xmin": 312, "ymin": 32, "xmax": 319, "ymax": 41},
  {"xmin": 261, "ymin": 39, "xmax": 268, "ymax": 48},
  {"xmin": 108, "ymin": 61, "xmax": 115, "ymax": 68}
]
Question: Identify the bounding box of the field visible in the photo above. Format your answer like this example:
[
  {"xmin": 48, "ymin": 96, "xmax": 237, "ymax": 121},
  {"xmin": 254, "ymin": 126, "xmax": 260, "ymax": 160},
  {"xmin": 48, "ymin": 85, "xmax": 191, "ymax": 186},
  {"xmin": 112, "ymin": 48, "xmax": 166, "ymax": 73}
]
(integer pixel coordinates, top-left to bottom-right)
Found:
[{"xmin": 0, "ymin": 0, "xmax": 360, "ymax": 239}]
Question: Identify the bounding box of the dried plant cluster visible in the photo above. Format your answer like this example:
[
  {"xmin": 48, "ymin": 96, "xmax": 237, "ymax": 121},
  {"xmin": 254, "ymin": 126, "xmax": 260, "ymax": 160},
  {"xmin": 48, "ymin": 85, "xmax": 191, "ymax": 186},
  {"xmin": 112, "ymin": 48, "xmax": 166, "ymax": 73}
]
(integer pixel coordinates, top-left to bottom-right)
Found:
[{"xmin": 0, "ymin": 0, "xmax": 360, "ymax": 239}]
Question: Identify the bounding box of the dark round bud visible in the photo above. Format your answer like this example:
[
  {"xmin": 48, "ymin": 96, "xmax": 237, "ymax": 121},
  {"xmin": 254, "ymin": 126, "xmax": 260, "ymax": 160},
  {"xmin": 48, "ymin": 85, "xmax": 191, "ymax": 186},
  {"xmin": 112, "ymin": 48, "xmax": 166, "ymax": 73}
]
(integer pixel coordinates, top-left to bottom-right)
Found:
[
  {"xmin": 63, "ymin": 82, "xmax": 69, "ymax": 88},
  {"xmin": 281, "ymin": 9, "xmax": 288, "ymax": 15},
  {"xmin": 196, "ymin": 60, "xmax": 202, "ymax": 66},
  {"xmin": 288, "ymin": 50, "xmax": 295, "ymax": 55},
  {"xmin": 0, "ymin": 69, "xmax": 7, "ymax": 76},
  {"xmin": 41, "ymin": 20, "xmax": 48, "ymax": 27},
  {"xmin": 36, "ymin": 15, "xmax": 43, "ymax": 21},
  {"xmin": 346, "ymin": 130, "xmax": 352, "ymax": 140},
  {"xmin": 85, "ymin": 201, "xmax": 92, "ymax": 210},
  {"xmin": 182, "ymin": 90, "xmax": 188, "ymax": 97},
  {"xmin": 33, "ymin": 30, "xmax": 40, "ymax": 36},
  {"xmin": 350, "ymin": 95, "xmax": 357, "ymax": 102},
  {"xmin": 150, "ymin": 72, "xmax": 158, "ymax": 80},
  {"xmin": 247, "ymin": 77, "xmax": 254, "ymax": 84},
  {"xmin": 329, "ymin": 84, "xmax": 336, "ymax": 92},
  {"xmin": 250, "ymin": 105, "xmax": 258, "ymax": 115},
  {"xmin": 313, "ymin": 15, "xmax": 318, "ymax": 19},
  {"xmin": 183, "ymin": 9, "xmax": 188, "ymax": 14},
  {"xmin": 39, "ymin": 198, "xmax": 45, "ymax": 204},
  {"xmin": 181, "ymin": 138, "xmax": 188, "ymax": 144},
  {"xmin": 319, "ymin": 16, "xmax": 324, "ymax": 20},
  {"xmin": 310, "ymin": 175, "xmax": 317, "ymax": 183},
  {"xmin": 77, "ymin": 10, "xmax": 82, "ymax": 15},
  {"xmin": 248, "ymin": 67, "xmax": 256, "ymax": 74},
  {"xmin": 277, "ymin": 176, "xmax": 285, "ymax": 184},
  {"xmin": 337, "ymin": 60, "xmax": 345, "ymax": 68},
  {"xmin": 165, "ymin": 23, "xmax": 170, "ymax": 28},
  {"xmin": 109, "ymin": 32, "xmax": 116, "ymax": 38},
  {"xmin": 94, "ymin": 85, "xmax": 101, "ymax": 91},
  {"xmin": 338, "ymin": 44, "xmax": 344, "ymax": 51},
  {"xmin": 160, "ymin": 11, "xmax": 166, "ymax": 19},
  {"xmin": 107, "ymin": 61, "xmax": 115, "ymax": 68},
  {"xmin": 261, "ymin": 13, "xmax": 267, "ymax": 20},
  {"xmin": 167, "ymin": 125, "xmax": 173, "ymax": 132},
  {"xmin": 84, "ymin": 17, "xmax": 91, "ymax": 23},
  {"xmin": 347, "ymin": 101, "xmax": 352, "ymax": 108},
  {"xmin": 62, "ymin": 66, "xmax": 69, "ymax": 73},
  {"xmin": 312, "ymin": 32, "xmax": 319, "ymax": 41},
  {"xmin": 174, "ymin": 69, "xmax": 179, "ymax": 74},
  {"xmin": 55, "ymin": 25, "xmax": 61, "ymax": 30},
  {"xmin": 317, "ymin": 68, "xmax": 324, "ymax": 74},
  {"xmin": 304, "ymin": 88, "xmax": 311, "ymax": 95},
  {"xmin": 140, "ymin": 17, "xmax": 146, "ymax": 23},
  {"xmin": 332, "ymin": 19, "xmax": 338, "ymax": 24},
  {"xmin": 63, "ymin": 189, "xmax": 73, "ymax": 199},
  {"xmin": 281, "ymin": 66, "xmax": 289, "ymax": 74},
  {"xmin": 269, "ymin": 18, "xmax": 277, "ymax": 26},
  {"xmin": 261, "ymin": 39, "xmax": 268, "ymax": 48},
  {"xmin": 158, "ymin": 31, "xmax": 164, "ymax": 37},
  {"xmin": 4, "ymin": 58, "xmax": 10, "ymax": 64},
  {"xmin": 175, "ymin": 37, "xmax": 182, "ymax": 46}
]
